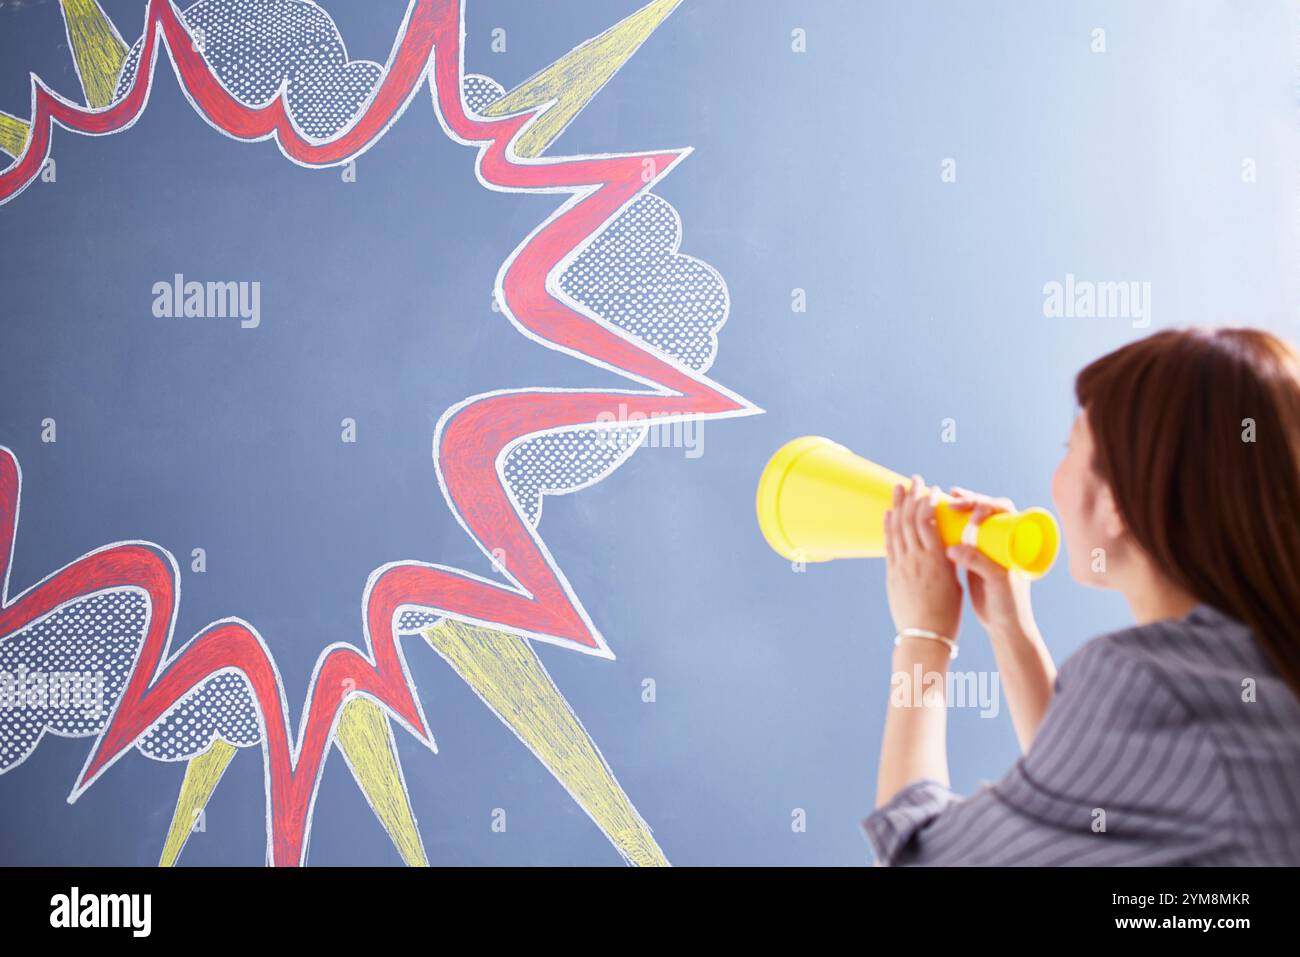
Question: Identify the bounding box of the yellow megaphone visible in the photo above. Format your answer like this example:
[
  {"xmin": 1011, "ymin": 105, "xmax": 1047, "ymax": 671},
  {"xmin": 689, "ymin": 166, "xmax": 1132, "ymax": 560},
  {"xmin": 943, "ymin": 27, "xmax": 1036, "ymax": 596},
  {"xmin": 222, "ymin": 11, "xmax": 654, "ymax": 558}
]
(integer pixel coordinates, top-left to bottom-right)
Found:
[{"xmin": 756, "ymin": 436, "xmax": 1060, "ymax": 579}]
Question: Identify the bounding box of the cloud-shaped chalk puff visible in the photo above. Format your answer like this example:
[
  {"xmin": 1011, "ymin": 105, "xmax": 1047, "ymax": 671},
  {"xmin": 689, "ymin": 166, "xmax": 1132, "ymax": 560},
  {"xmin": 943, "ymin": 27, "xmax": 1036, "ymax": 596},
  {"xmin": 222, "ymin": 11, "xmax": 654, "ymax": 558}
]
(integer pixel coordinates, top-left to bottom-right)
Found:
[
  {"xmin": 0, "ymin": 590, "xmax": 144, "ymax": 773},
  {"xmin": 135, "ymin": 669, "xmax": 260, "ymax": 760},
  {"xmin": 0, "ymin": 587, "xmax": 263, "ymax": 770},
  {"xmin": 116, "ymin": 0, "xmax": 383, "ymax": 139}
]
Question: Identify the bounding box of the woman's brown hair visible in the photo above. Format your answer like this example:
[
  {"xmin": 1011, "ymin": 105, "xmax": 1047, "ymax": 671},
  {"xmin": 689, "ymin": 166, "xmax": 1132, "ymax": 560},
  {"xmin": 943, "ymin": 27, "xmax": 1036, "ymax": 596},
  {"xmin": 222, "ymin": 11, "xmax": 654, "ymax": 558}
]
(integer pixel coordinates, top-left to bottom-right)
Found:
[{"xmin": 1075, "ymin": 327, "xmax": 1300, "ymax": 698}]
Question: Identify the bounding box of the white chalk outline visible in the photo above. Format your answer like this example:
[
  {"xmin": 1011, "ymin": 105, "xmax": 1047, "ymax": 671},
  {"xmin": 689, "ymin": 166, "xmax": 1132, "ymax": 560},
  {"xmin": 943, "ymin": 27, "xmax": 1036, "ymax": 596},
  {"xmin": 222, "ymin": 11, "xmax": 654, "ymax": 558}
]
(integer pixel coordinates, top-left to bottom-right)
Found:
[{"xmin": 0, "ymin": 0, "xmax": 762, "ymax": 865}]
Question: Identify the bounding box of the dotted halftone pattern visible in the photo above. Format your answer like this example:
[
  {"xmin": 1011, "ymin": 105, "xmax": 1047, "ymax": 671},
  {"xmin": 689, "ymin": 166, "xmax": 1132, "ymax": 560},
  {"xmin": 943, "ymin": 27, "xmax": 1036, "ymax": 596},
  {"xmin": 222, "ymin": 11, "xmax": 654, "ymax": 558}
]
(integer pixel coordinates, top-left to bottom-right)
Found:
[
  {"xmin": 396, "ymin": 610, "xmax": 435, "ymax": 632},
  {"xmin": 0, "ymin": 588, "xmax": 262, "ymax": 768},
  {"xmin": 560, "ymin": 192, "xmax": 728, "ymax": 374},
  {"xmin": 504, "ymin": 425, "xmax": 646, "ymax": 526},
  {"xmin": 115, "ymin": 0, "xmax": 383, "ymax": 139},
  {"xmin": 0, "ymin": 590, "xmax": 143, "ymax": 772},
  {"xmin": 462, "ymin": 73, "xmax": 504, "ymax": 115},
  {"xmin": 136, "ymin": 670, "xmax": 260, "ymax": 760}
]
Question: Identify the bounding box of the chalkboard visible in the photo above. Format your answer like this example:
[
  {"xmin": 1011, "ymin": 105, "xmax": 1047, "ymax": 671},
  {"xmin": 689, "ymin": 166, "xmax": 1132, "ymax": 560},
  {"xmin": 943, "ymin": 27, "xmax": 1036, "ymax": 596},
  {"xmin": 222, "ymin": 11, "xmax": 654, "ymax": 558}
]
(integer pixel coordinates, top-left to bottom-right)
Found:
[{"xmin": 1, "ymin": 0, "xmax": 1297, "ymax": 866}]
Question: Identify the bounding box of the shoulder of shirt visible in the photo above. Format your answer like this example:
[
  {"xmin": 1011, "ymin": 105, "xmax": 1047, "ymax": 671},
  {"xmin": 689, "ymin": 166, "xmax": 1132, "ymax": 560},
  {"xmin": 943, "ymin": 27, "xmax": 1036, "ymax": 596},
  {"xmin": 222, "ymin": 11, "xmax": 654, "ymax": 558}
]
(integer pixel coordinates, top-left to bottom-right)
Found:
[{"xmin": 1056, "ymin": 603, "xmax": 1266, "ymax": 713}]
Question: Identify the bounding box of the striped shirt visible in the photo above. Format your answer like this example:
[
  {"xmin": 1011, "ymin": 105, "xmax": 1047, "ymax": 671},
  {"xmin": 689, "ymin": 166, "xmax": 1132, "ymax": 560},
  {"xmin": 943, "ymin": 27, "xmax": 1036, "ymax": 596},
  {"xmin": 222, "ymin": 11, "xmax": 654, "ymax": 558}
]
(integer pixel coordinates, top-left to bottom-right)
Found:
[{"xmin": 861, "ymin": 604, "xmax": 1300, "ymax": 865}]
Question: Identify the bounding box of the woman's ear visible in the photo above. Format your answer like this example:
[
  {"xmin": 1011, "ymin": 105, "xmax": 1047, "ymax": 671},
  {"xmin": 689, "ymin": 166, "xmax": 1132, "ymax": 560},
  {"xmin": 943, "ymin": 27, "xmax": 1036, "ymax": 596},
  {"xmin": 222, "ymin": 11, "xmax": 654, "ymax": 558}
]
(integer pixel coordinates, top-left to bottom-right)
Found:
[{"xmin": 1095, "ymin": 481, "xmax": 1127, "ymax": 542}]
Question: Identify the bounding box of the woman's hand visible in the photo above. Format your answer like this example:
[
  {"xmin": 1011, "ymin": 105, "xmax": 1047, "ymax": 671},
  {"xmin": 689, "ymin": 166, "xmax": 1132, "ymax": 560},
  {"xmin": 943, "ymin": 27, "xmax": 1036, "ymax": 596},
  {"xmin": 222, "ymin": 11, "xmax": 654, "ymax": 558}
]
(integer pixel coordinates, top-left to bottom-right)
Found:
[
  {"xmin": 883, "ymin": 475, "xmax": 963, "ymax": 640},
  {"xmin": 942, "ymin": 487, "xmax": 1039, "ymax": 641}
]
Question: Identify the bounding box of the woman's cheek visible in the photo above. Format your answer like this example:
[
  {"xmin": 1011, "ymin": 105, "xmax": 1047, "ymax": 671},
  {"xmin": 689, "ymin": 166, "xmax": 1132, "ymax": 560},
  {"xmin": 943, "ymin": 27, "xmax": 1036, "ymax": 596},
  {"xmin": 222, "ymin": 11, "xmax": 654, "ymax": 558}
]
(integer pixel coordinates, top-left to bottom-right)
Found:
[
  {"xmin": 1051, "ymin": 455, "xmax": 1073, "ymax": 521},
  {"xmin": 1053, "ymin": 459, "xmax": 1086, "ymax": 581}
]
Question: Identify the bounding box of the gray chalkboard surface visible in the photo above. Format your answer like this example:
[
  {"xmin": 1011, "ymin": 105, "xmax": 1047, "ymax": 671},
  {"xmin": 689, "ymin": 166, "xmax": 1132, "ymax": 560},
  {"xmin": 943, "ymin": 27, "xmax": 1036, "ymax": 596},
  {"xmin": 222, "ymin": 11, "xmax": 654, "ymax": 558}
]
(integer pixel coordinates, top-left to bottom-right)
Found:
[{"xmin": 1, "ymin": 0, "xmax": 1297, "ymax": 866}]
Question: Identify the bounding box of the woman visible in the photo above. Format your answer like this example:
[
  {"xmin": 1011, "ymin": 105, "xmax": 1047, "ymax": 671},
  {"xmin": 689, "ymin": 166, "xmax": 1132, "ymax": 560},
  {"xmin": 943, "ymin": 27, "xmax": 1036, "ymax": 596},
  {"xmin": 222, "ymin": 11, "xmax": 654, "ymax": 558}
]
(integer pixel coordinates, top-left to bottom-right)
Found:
[{"xmin": 866, "ymin": 327, "xmax": 1300, "ymax": 865}]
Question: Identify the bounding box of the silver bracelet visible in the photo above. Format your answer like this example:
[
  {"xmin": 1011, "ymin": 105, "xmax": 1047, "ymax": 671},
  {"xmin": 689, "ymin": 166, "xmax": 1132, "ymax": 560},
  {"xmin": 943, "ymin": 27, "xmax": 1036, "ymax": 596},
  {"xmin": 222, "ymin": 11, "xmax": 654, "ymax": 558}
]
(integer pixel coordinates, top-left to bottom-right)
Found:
[{"xmin": 894, "ymin": 627, "xmax": 958, "ymax": 660}]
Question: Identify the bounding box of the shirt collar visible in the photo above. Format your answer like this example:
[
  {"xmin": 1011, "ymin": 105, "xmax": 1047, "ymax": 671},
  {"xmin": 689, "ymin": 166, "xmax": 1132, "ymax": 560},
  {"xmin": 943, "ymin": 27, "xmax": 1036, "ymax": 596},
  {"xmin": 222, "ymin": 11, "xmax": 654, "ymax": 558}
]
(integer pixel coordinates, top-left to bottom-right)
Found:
[{"xmin": 1184, "ymin": 602, "xmax": 1239, "ymax": 628}]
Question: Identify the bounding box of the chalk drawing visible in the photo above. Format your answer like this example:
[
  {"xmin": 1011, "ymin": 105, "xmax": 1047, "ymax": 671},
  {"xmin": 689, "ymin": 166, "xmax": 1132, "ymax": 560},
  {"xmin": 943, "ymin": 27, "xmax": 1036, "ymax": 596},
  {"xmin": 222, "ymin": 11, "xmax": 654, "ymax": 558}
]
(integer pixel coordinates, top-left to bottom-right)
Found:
[{"xmin": 0, "ymin": 0, "xmax": 759, "ymax": 865}]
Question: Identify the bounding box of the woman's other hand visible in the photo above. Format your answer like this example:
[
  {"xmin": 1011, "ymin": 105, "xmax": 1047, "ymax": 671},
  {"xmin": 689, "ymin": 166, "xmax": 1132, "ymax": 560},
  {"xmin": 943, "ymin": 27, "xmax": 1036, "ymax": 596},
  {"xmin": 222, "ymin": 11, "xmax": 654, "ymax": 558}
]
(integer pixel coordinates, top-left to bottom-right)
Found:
[
  {"xmin": 943, "ymin": 487, "xmax": 1039, "ymax": 641},
  {"xmin": 884, "ymin": 475, "xmax": 963, "ymax": 640}
]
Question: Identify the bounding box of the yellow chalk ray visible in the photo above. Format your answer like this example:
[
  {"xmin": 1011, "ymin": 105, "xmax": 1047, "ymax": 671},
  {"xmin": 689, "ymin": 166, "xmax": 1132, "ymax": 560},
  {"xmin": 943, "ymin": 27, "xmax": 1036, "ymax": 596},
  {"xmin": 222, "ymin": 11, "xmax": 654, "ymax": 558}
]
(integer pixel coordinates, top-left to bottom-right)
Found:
[
  {"xmin": 482, "ymin": 0, "xmax": 684, "ymax": 158},
  {"xmin": 59, "ymin": 0, "xmax": 129, "ymax": 109},
  {"xmin": 159, "ymin": 740, "xmax": 237, "ymax": 867},
  {"xmin": 334, "ymin": 697, "xmax": 429, "ymax": 867},
  {"xmin": 0, "ymin": 112, "xmax": 30, "ymax": 159},
  {"xmin": 424, "ymin": 619, "xmax": 668, "ymax": 866},
  {"xmin": 158, "ymin": 700, "xmax": 425, "ymax": 866}
]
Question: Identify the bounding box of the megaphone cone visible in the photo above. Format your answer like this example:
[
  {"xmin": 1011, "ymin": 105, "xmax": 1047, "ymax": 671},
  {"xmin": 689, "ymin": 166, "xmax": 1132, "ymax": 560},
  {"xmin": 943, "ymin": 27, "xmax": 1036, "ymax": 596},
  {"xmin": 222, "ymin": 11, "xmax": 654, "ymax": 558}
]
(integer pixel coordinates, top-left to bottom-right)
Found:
[{"xmin": 756, "ymin": 436, "xmax": 1059, "ymax": 579}]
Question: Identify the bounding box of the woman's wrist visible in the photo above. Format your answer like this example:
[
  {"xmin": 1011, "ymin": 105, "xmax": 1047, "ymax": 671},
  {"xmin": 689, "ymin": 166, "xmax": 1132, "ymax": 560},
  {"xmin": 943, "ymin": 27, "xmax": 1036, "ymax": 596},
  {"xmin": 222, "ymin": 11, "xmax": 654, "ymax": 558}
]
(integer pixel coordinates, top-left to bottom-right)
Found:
[
  {"xmin": 895, "ymin": 627, "xmax": 958, "ymax": 660},
  {"xmin": 891, "ymin": 614, "xmax": 959, "ymax": 643},
  {"xmin": 889, "ymin": 637, "xmax": 953, "ymax": 712},
  {"xmin": 986, "ymin": 619, "xmax": 1043, "ymax": 647},
  {"xmin": 892, "ymin": 631, "xmax": 955, "ymax": 669}
]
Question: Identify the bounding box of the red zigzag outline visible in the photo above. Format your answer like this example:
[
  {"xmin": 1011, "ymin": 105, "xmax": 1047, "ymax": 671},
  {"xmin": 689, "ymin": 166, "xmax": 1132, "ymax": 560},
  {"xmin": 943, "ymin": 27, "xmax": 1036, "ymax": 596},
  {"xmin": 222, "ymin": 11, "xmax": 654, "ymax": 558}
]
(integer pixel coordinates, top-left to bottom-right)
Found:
[{"xmin": 0, "ymin": 0, "xmax": 759, "ymax": 864}]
